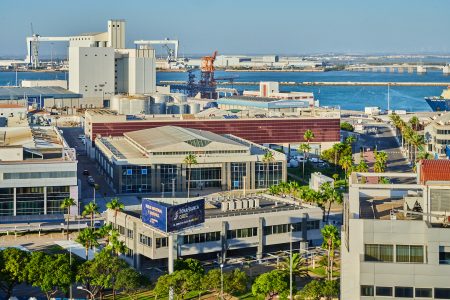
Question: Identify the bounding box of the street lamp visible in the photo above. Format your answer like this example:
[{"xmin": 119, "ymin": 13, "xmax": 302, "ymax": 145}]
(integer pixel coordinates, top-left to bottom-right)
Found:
[
  {"xmin": 220, "ymin": 263, "xmax": 224, "ymax": 300},
  {"xmin": 77, "ymin": 286, "xmax": 94, "ymax": 300},
  {"xmin": 289, "ymin": 225, "xmax": 293, "ymax": 300}
]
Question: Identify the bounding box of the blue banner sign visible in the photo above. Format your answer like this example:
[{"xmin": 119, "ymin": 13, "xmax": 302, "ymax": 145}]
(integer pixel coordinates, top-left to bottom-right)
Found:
[
  {"xmin": 141, "ymin": 199, "xmax": 168, "ymax": 232},
  {"xmin": 141, "ymin": 198, "xmax": 205, "ymax": 233}
]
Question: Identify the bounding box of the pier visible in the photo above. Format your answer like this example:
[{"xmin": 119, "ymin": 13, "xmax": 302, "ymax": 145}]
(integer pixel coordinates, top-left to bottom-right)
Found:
[{"xmin": 160, "ymin": 80, "xmax": 450, "ymax": 87}]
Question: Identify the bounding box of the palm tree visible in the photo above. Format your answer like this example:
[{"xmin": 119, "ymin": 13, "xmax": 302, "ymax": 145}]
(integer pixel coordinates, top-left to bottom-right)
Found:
[
  {"xmin": 60, "ymin": 197, "xmax": 76, "ymax": 240},
  {"xmin": 82, "ymin": 202, "xmax": 99, "ymax": 228},
  {"xmin": 298, "ymin": 143, "xmax": 311, "ymax": 178},
  {"xmin": 288, "ymin": 181, "xmax": 300, "ymax": 200},
  {"xmin": 278, "ymin": 252, "xmax": 309, "ymax": 281},
  {"xmin": 320, "ymin": 182, "xmax": 343, "ymax": 222},
  {"xmin": 409, "ymin": 116, "xmax": 420, "ymax": 131},
  {"xmin": 183, "ymin": 153, "xmax": 198, "ymax": 197},
  {"xmin": 106, "ymin": 197, "xmax": 124, "ymax": 228},
  {"xmin": 417, "ymin": 151, "xmax": 432, "ymax": 161},
  {"xmin": 262, "ymin": 150, "xmax": 275, "ymax": 188},
  {"xmin": 321, "ymin": 225, "xmax": 341, "ymax": 280},
  {"xmin": 375, "ymin": 151, "xmax": 388, "ymax": 165},
  {"xmin": 96, "ymin": 223, "xmax": 113, "ymax": 246},
  {"xmin": 304, "ymin": 129, "xmax": 315, "ymax": 145},
  {"xmin": 339, "ymin": 155, "xmax": 353, "ymax": 183},
  {"xmin": 410, "ymin": 133, "xmax": 425, "ymax": 163},
  {"xmin": 76, "ymin": 228, "xmax": 99, "ymax": 260},
  {"xmin": 356, "ymin": 159, "xmax": 369, "ymax": 183},
  {"xmin": 268, "ymin": 184, "xmax": 280, "ymax": 196}
]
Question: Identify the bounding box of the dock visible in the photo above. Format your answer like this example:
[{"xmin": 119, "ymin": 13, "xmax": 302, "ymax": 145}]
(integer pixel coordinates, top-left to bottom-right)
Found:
[{"xmin": 160, "ymin": 80, "xmax": 450, "ymax": 87}]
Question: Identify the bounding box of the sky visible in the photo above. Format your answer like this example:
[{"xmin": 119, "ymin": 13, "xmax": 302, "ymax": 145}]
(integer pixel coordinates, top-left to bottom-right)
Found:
[{"xmin": 1, "ymin": 0, "xmax": 450, "ymax": 58}]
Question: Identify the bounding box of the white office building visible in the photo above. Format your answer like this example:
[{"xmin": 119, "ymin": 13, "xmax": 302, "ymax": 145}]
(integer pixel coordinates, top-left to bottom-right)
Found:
[{"xmin": 341, "ymin": 162, "xmax": 450, "ymax": 299}]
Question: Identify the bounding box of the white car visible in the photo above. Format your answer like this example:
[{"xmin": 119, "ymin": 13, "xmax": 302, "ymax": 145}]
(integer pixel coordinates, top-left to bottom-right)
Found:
[
  {"xmin": 78, "ymin": 134, "xmax": 85, "ymax": 139},
  {"xmin": 309, "ymin": 157, "xmax": 324, "ymax": 163},
  {"xmin": 296, "ymin": 155, "xmax": 306, "ymax": 162}
]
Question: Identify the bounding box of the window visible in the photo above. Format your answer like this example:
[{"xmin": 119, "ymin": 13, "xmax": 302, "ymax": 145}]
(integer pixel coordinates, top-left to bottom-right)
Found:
[
  {"xmin": 439, "ymin": 246, "xmax": 450, "ymax": 264},
  {"xmin": 183, "ymin": 231, "xmax": 221, "ymax": 244},
  {"xmin": 227, "ymin": 227, "xmax": 257, "ymax": 239},
  {"xmin": 156, "ymin": 237, "xmax": 168, "ymax": 248},
  {"xmin": 307, "ymin": 220, "xmax": 320, "ymax": 230},
  {"xmin": 117, "ymin": 225, "xmax": 125, "ymax": 235},
  {"xmin": 127, "ymin": 229, "xmax": 133, "ymax": 239},
  {"xmin": 139, "ymin": 234, "xmax": 151, "ymax": 247},
  {"xmin": 396, "ymin": 245, "xmax": 424, "ymax": 263},
  {"xmin": 415, "ymin": 288, "xmax": 432, "ymax": 298},
  {"xmin": 435, "ymin": 288, "xmax": 450, "ymax": 299},
  {"xmin": 395, "ymin": 287, "xmax": 413, "ymax": 298},
  {"xmin": 376, "ymin": 286, "xmax": 393, "ymax": 297},
  {"xmin": 4, "ymin": 171, "xmax": 76, "ymax": 180},
  {"xmin": 364, "ymin": 244, "xmax": 393, "ymax": 262},
  {"xmin": 361, "ymin": 285, "xmax": 374, "ymax": 296}
]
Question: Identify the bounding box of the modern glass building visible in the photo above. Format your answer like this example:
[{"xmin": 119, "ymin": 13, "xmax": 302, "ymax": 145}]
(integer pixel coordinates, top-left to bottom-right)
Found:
[{"xmin": 95, "ymin": 126, "xmax": 286, "ymax": 194}]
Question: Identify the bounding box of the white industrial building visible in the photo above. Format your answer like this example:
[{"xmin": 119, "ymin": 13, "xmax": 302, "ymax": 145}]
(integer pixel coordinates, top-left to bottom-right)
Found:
[
  {"xmin": 341, "ymin": 162, "xmax": 450, "ymax": 299},
  {"xmin": 68, "ymin": 20, "xmax": 156, "ymax": 107}
]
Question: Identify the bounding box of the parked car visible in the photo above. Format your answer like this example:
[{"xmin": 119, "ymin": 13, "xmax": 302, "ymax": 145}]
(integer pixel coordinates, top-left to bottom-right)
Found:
[
  {"xmin": 78, "ymin": 134, "xmax": 85, "ymax": 139},
  {"xmin": 309, "ymin": 157, "xmax": 324, "ymax": 163},
  {"xmin": 83, "ymin": 170, "xmax": 89, "ymax": 175},
  {"xmin": 93, "ymin": 220, "xmax": 102, "ymax": 229}
]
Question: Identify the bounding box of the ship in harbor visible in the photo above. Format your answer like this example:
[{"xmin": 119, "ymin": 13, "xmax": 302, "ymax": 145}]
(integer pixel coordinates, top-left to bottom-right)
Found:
[{"xmin": 425, "ymin": 87, "xmax": 450, "ymax": 111}]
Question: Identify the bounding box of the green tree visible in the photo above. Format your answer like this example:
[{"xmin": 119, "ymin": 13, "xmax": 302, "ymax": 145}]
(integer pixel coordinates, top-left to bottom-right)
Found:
[
  {"xmin": 339, "ymin": 155, "xmax": 353, "ymax": 183},
  {"xmin": 410, "ymin": 133, "xmax": 425, "ymax": 163},
  {"xmin": 417, "ymin": 151, "xmax": 432, "ymax": 160},
  {"xmin": 298, "ymin": 143, "xmax": 311, "ymax": 178},
  {"xmin": 355, "ymin": 159, "xmax": 369, "ymax": 183},
  {"xmin": 409, "ymin": 115, "xmax": 420, "ymax": 131},
  {"xmin": 183, "ymin": 153, "xmax": 198, "ymax": 198},
  {"xmin": 76, "ymin": 228, "xmax": 99, "ymax": 260},
  {"xmin": 321, "ymin": 225, "xmax": 341, "ymax": 280},
  {"xmin": 297, "ymin": 279, "xmax": 323, "ymax": 300},
  {"xmin": 224, "ymin": 268, "xmax": 249, "ymax": 296},
  {"xmin": 252, "ymin": 270, "xmax": 289, "ymax": 299},
  {"xmin": 96, "ymin": 223, "xmax": 113, "ymax": 246},
  {"xmin": 340, "ymin": 122, "xmax": 354, "ymax": 132},
  {"xmin": 174, "ymin": 258, "xmax": 205, "ymax": 275},
  {"xmin": 268, "ymin": 184, "xmax": 281, "ymax": 196},
  {"xmin": 115, "ymin": 267, "xmax": 150, "ymax": 300},
  {"xmin": 60, "ymin": 197, "xmax": 76, "ymax": 240},
  {"xmin": 154, "ymin": 269, "xmax": 202, "ymax": 300},
  {"xmin": 201, "ymin": 269, "xmax": 221, "ymax": 294},
  {"xmin": 304, "ymin": 129, "xmax": 315, "ymax": 145},
  {"xmin": 320, "ymin": 182, "xmax": 343, "ymax": 222},
  {"xmin": 82, "ymin": 201, "xmax": 100, "ymax": 228},
  {"xmin": 262, "ymin": 150, "xmax": 275, "ymax": 188},
  {"xmin": 106, "ymin": 197, "xmax": 124, "ymax": 228},
  {"xmin": 25, "ymin": 252, "xmax": 73, "ymax": 300},
  {"xmin": 277, "ymin": 252, "xmax": 309, "ymax": 282},
  {"xmin": 0, "ymin": 248, "xmax": 29, "ymax": 298}
]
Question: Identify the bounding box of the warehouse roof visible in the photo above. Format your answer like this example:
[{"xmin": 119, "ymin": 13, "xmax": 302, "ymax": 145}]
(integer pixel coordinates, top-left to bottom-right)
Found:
[
  {"xmin": 0, "ymin": 87, "xmax": 82, "ymax": 100},
  {"xmin": 419, "ymin": 159, "xmax": 450, "ymax": 184},
  {"xmin": 124, "ymin": 126, "xmax": 246, "ymax": 153}
]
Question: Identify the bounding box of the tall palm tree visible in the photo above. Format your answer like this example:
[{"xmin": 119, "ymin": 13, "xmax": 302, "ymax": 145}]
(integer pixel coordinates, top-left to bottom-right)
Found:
[
  {"xmin": 304, "ymin": 129, "xmax": 315, "ymax": 145},
  {"xmin": 356, "ymin": 159, "xmax": 369, "ymax": 183},
  {"xmin": 96, "ymin": 223, "xmax": 113, "ymax": 246},
  {"xmin": 298, "ymin": 143, "xmax": 311, "ymax": 179},
  {"xmin": 82, "ymin": 201, "xmax": 99, "ymax": 228},
  {"xmin": 410, "ymin": 133, "xmax": 425, "ymax": 163},
  {"xmin": 288, "ymin": 181, "xmax": 300, "ymax": 200},
  {"xmin": 320, "ymin": 182, "xmax": 343, "ymax": 222},
  {"xmin": 375, "ymin": 151, "xmax": 388, "ymax": 165},
  {"xmin": 339, "ymin": 155, "xmax": 353, "ymax": 183},
  {"xmin": 262, "ymin": 150, "xmax": 275, "ymax": 188},
  {"xmin": 277, "ymin": 252, "xmax": 309, "ymax": 281},
  {"xmin": 409, "ymin": 116, "xmax": 420, "ymax": 131},
  {"xmin": 183, "ymin": 153, "xmax": 198, "ymax": 197},
  {"xmin": 76, "ymin": 228, "xmax": 99, "ymax": 260},
  {"xmin": 321, "ymin": 225, "xmax": 341, "ymax": 280},
  {"xmin": 106, "ymin": 197, "xmax": 124, "ymax": 228},
  {"xmin": 60, "ymin": 197, "xmax": 76, "ymax": 240}
]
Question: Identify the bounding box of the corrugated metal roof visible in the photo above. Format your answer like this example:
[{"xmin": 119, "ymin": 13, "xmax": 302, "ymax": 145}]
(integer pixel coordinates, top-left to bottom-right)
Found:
[
  {"xmin": 0, "ymin": 87, "xmax": 82, "ymax": 100},
  {"xmin": 419, "ymin": 159, "xmax": 450, "ymax": 184}
]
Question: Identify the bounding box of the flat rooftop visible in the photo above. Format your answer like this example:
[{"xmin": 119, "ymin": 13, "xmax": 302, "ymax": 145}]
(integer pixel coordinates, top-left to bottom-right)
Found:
[{"xmin": 0, "ymin": 86, "xmax": 82, "ymax": 100}]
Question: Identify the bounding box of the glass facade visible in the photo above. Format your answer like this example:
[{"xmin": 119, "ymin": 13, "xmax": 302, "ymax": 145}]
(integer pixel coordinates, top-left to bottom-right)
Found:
[
  {"xmin": 16, "ymin": 187, "xmax": 44, "ymax": 215},
  {"xmin": 183, "ymin": 231, "xmax": 221, "ymax": 244},
  {"xmin": 231, "ymin": 163, "xmax": 246, "ymax": 190},
  {"xmin": 121, "ymin": 165, "xmax": 152, "ymax": 193},
  {"xmin": 160, "ymin": 164, "xmax": 179, "ymax": 192},
  {"xmin": 255, "ymin": 162, "xmax": 282, "ymax": 188},
  {"xmin": 4, "ymin": 171, "xmax": 76, "ymax": 180},
  {"xmin": 47, "ymin": 186, "xmax": 70, "ymax": 214},
  {"xmin": 0, "ymin": 188, "xmax": 14, "ymax": 216},
  {"xmin": 189, "ymin": 167, "xmax": 221, "ymax": 189}
]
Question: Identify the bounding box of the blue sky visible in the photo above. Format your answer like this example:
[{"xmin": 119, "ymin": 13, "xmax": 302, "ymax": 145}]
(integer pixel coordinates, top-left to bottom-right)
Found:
[{"xmin": 0, "ymin": 0, "xmax": 449, "ymax": 57}]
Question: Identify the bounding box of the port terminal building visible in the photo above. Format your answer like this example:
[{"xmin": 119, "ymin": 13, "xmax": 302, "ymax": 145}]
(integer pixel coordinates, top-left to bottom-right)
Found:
[
  {"xmin": 95, "ymin": 125, "xmax": 286, "ymax": 194},
  {"xmin": 341, "ymin": 160, "xmax": 450, "ymax": 299},
  {"xmin": 84, "ymin": 108, "xmax": 341, "ymax": 160},
  {"xmin": 0, "ymin": 116, "xmax": 78, "ymax": 222},
  {"xmin": 106, "ymin": 194, "xmax": 323, "ymax": 269}
]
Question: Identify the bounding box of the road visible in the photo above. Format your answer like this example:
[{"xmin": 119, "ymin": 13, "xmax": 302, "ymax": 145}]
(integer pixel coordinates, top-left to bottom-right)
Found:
[{"xmin": 60, "ymin": 127, "xmax": 117, "ymax": 210}]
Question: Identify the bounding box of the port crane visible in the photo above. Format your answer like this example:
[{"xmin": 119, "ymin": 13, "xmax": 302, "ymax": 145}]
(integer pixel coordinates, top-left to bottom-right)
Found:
[{"xmin": 25, "ymin": 24, "xmax": 70, "ymax": 68}]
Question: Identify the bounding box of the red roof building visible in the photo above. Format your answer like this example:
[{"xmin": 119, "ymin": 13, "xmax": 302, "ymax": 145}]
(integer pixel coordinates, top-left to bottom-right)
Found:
[{"xmin": 419, "ymin": 159, "xmax": 450, "ymax": 184}]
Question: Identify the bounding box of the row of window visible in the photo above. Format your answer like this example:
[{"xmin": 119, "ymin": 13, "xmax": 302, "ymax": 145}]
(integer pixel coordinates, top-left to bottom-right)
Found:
[
  {"xmin": 227, "ymin": 227, "xmax": 258, "ymax": 239},
  {"xmin": 137, "ymin": 234, "xmax": 167, "ymax": 248},
  {"xmin": 364, "ymin": 244, "xmax": 424, "ymax": 263},
  {"xmin": 437, "ymin": 129, "xmax": 450, "ymax": 135},
  {"xmin": 182, "ymin": 231, "xmax": 221, "ymax": 244},
  {"xmin": 361, "ymin": 285, "xmax": 450, "ymax": 298},
  {"xmin": 151, "ymin": 150, "xmax": 248, "ymax": 156},
  {"xmin": 3, "ymin": 171, "xmax": 76, "ymax": 180}
]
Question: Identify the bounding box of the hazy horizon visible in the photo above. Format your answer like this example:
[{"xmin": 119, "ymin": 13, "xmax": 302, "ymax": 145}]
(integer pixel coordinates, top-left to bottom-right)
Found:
[{"xmin": 1, "ymin": 0, "xmax": 449, "ymax": 58}]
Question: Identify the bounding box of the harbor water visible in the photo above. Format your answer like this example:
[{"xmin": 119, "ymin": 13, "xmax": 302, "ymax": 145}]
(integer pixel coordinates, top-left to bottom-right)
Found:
[{"xmin": 2, "ymin": 70, "xmax": 449, "ymax": 111}]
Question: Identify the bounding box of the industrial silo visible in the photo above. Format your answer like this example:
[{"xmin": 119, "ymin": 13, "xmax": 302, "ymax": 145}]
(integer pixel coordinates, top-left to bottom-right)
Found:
[
  {"xmin": 172, "ymin": 93, "xmax": 187, "ymax": 103},
  {"xmin": 151, "ymin": 94, "xmax": 170, "ymax": 114},
  {"xmin": 188, "ymin": 103, "xmax": 200, "ymax": 114}
]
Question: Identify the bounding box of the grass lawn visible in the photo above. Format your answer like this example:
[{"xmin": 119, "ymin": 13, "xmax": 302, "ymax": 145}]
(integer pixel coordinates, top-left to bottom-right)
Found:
[{"xmin": 309, "ymin": 266, "xmax": 340, "ymax": 278}]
